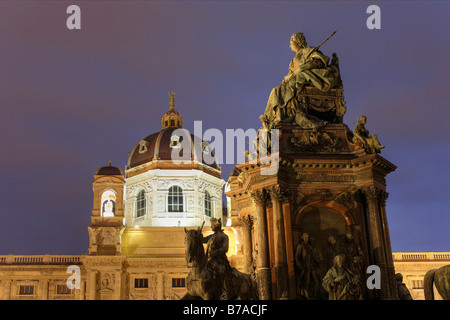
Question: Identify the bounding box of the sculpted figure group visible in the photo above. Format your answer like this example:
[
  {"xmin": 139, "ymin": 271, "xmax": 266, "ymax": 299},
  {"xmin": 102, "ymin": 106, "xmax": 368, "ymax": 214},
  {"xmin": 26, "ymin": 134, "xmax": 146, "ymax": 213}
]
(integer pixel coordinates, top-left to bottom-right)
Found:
[{"xmin": 295, "ymin": 232, "xmax": 364, "ymax": 300}]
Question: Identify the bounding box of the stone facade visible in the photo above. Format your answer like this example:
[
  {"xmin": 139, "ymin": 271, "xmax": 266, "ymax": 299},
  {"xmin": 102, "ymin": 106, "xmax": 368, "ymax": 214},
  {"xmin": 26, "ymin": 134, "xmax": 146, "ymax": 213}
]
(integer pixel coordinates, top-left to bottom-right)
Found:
[
  {"xmin": 0, "ymin": 252, "xmax": 446, "ymax": 300},
  {"xmin": 392, "ymin": 252, "xmax": 450, "ymax": 300},
  {"xmin": 0, "ymin": 245, "xmax": 244, "ymax": 300},
  {"xmin": 124, "ymin": 169, "xmax": 224, "ymax": 228}
]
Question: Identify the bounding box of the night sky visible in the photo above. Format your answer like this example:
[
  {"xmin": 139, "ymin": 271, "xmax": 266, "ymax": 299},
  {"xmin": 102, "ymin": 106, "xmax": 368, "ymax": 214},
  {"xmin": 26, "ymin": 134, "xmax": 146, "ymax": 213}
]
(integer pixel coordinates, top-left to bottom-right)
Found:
[{"xmin": 0, "ymin": 1, "xmax": 448, "ymax": 255}]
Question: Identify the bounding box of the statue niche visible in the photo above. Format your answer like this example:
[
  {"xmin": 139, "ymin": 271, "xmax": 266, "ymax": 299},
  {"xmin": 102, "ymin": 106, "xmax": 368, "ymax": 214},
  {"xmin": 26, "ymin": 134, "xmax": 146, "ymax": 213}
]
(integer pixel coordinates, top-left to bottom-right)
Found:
[
  {"xmin": 263, "ymin": 31, "xmax": 346, "ymax": 130},
  {"xmin": 293, "ymin": 205, "xmax": 365, "ymax": 300}
]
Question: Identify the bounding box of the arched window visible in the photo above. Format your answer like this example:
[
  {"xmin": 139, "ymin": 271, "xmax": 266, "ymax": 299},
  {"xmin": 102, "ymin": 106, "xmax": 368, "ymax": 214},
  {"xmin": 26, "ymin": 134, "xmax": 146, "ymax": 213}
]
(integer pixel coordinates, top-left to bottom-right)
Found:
[
  {"xmin": 204, "ymin": 191, "xmax": 212, "ymax": 217},
  {"xmin": 168, "ymin": 186, "xmax": 183, "ymax": 212},
  {"xmin": 136, "ymin": 190, "xmax": 146, "ymax": 218},
  {"xmin": 101, "ymin": 190, "xmax": 116, "ymax": 217}
]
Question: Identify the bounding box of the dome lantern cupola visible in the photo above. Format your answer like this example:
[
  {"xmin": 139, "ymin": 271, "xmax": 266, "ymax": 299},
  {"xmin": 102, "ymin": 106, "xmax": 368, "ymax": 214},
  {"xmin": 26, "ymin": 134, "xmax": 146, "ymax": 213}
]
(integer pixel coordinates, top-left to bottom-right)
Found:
[{"xmin": 161, "ymin": 91, "xmax": 183, "ymax": 129}]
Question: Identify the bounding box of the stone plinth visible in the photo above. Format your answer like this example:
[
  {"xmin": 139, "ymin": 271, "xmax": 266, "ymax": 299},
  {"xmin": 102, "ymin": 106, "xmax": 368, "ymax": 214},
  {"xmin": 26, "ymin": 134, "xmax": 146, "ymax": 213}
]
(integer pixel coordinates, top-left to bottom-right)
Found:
[{"xmin": 226, "ymin": 122, "xmax": 397, "ymax": 300}]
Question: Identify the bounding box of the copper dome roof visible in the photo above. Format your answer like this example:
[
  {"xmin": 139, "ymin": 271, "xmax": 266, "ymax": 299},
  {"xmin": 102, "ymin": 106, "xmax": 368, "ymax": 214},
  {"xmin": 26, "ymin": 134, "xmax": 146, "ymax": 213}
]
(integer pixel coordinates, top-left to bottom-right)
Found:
[
  {"xmin": 127, "ymin": 127, "xmax": 219, "ymax": 170},
  {"xmin": 95, "ymin": 161, "xmax": 123, "ymax": 176},
  {"xmin": 127, "ymin": 92, "xmax": 220, "ymax": 172}
]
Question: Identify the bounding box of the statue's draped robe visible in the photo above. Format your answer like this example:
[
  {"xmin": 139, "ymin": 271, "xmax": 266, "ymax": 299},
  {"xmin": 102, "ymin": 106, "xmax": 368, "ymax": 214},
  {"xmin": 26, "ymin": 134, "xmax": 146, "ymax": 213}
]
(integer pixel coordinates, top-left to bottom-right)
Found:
[
  {"xmin": 295, "ymin": 241, "xmax": 319, "ymax": 298},
  {"xmin": 322, "ymin": 266, "xmax": 362, "ymax": 300},
  {"xmin": 264, "ymin": 46, "xmax": 338, "ymax": 123}
]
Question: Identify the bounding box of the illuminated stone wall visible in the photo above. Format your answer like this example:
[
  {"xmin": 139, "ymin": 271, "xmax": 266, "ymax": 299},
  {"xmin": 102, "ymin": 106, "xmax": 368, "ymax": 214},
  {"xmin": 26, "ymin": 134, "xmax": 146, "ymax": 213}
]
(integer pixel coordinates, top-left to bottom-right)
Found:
[
  {"xmin": 124, "ymin": 169, "xmax": 225, "ymax": 228},
  {"xmin": 393, "ymin": 252, "xmax": 450, "ymax": 300}
]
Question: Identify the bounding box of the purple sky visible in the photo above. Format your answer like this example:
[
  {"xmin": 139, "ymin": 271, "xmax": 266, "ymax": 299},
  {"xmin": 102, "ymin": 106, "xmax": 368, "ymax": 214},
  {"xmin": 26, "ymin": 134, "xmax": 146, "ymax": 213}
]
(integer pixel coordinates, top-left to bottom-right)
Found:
[{"xmin": 0, "ymin": 1, "xmax": 448, "ymax": 255}]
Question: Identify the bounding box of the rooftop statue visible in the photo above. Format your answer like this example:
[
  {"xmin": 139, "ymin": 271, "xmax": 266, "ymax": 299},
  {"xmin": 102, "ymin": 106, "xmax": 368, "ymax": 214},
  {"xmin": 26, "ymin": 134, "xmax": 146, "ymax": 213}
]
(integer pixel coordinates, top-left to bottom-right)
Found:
[{"xmin": 263, "ymin": 31, "xmax": 342, "ymax": 129}]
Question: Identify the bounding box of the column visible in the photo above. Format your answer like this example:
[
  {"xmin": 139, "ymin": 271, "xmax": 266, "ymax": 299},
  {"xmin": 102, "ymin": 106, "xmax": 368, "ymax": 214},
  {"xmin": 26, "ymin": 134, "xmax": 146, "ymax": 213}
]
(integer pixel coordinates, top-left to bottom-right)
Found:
[
  {"xmin": 40, "ymin": 279, "xmax": 49, "ymax": 300},
  {"xmin": 251, "ymin": 189, "xmax": 272, "ymax": 300},
  {"xmin": 156, "ymin": 272, "xmax": 165, "ymax": 300},
  {"xmin": 3, "ymin": 280, "xmax": 11, "ymax": 300},
  {"xmin": 114, "ymin": 271, "xmax": 122, "ymax": 300},
  {"xmin": 79, "ymin": 280, "xmax": 86, "ymax": 300},
  {"xmin": 269, "ymin": 186, "xmax": 289, "ymax": 300},
  {"xmin": 362, "ymin": 187, "xmax": 390, "ymax": 299},
  {"xmin": 88, "ymin": 270, "xmax": 97, "ymax": 300},
  {"xmin": 281, "ymin": 191, "xmax": 296, "ymax": 298},
  {"xmin": 239, "ymin": 215, "xmax": 254, "ymax": 274},
  {"xmin": 378, "ymin": 191, "xmax": 398, "ymax": 299}
]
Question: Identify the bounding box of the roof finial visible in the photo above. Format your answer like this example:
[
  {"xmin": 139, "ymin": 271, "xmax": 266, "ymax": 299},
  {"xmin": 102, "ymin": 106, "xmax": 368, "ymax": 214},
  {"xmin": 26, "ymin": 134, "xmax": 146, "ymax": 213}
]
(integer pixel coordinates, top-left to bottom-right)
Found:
[
  {"xmin": 169, "ymin": 91, "xmax": 175, "ymax": 111},
  {"xmin": 108, "ymin": 160, "xmax": 112, "ymax": 166},
  {"xmin": 162, "ymin": 91, "xmax": 182, "ymax": 129}
]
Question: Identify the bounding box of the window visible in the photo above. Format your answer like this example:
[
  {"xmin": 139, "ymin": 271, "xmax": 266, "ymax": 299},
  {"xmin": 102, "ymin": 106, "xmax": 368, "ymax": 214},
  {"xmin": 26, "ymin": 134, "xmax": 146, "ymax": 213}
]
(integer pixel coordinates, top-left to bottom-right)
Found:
[
  {"xmin": 57, "ymin": 285, "xmax": 72, "ymax": 295},
  {"xmin": 170, "ymin": 120, "xmax": 175, "ymax": 126},
  {"xmin": 201, "ymin": 141, "xmax": 210, "ymax": 154},
  {"xmin": 101, "ymin": 190, "xmax": 116, "ymax": 217},
  {"xmin": 136, "ymin": 190, "xmax": 146, "ymax": 218},
  {"xmin": 205, "ymin": 191, "xmax": 212, "ymax": 217},
  {"xmin": 138, "ymin": 140, "xmax": 148, "ymax": 154},
  {"xmin": 172, "ymin": 278, "xmax": 186, "ymax": 288},
  {"xmin": 19, "ymin": 285, "xmax": 34, "ymax": 295},
  {"xmin": 135, "ymin": 278, "xmax": 149, "ymax": 288},
  {"xmin": 170, "ymin": 134, "xmax": 181, "ymax": 149},
  {"xmin": 168, "ymin": 186, "xmax": 183, "ymax": 212}
]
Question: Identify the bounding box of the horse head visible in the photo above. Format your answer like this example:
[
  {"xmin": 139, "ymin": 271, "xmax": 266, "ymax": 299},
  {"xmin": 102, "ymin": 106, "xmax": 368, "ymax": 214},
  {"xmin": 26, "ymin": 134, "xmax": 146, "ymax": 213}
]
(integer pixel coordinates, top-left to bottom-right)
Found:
[{"xmin": 184, "ymin": 222, "xmax": 205, "ymax": 264}]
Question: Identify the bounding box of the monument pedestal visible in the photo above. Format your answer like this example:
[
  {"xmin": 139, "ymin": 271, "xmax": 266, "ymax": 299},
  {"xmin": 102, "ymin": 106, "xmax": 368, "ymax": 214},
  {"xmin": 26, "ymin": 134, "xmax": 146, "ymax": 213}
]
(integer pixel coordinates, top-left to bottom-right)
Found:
[{"xmin": 226, "ymin": 123, "xmax": 397, "ymax": 300}]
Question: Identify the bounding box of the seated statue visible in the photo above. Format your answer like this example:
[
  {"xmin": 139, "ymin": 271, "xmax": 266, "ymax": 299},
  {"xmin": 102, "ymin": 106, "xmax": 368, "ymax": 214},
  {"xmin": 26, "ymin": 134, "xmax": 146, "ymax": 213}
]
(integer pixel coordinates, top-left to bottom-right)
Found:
[
  {"xmin": 353, "ymin": 115, "xmax": 384, "ymax": 153},
  {"xmin": 263, "ymin": 32, "xmax": 340, "ymax": 128}
]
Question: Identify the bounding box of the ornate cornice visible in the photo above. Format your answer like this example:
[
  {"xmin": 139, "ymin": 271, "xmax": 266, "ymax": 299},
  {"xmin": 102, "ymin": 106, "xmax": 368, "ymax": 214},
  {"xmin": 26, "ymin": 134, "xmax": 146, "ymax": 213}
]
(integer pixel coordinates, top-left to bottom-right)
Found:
[{"xmin": 293, "ymin": 188, "xmax": 359, "ymax": 209}]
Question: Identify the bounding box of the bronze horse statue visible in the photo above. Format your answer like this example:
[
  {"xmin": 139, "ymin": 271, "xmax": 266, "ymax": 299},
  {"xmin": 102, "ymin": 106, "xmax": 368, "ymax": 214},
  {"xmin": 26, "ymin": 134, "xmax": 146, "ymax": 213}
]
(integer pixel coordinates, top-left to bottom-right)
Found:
[
  {"xmin": 181, "ymin": 223, "xmax": 255, "ymax": 300},
  {"xmin": 424, "ymin": 265, "xmax": 450, "ymax": 300}
]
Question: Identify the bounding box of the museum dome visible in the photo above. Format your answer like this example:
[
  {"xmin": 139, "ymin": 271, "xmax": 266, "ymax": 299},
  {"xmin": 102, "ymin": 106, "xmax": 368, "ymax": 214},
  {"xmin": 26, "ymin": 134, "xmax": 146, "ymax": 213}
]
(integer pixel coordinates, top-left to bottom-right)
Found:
[{"xmin": 126, "ymin": 93, "xmax": 219, "ymax": 171}]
